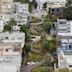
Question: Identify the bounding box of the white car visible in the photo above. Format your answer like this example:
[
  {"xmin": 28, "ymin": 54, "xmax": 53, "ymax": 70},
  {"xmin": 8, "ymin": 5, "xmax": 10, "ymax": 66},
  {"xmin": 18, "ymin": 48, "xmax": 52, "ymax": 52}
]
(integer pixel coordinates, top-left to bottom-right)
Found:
[{"xmin": 27, "ymin": 62, "xmax": 36, "ymax": 65}]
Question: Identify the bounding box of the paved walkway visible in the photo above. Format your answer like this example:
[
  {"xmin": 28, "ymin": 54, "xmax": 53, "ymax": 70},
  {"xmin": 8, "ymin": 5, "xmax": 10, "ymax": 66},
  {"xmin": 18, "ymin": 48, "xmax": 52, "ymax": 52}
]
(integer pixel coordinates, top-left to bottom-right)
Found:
[{"xmin": 30, "ymin": 17, "xmax": 43, "ymax": 26}]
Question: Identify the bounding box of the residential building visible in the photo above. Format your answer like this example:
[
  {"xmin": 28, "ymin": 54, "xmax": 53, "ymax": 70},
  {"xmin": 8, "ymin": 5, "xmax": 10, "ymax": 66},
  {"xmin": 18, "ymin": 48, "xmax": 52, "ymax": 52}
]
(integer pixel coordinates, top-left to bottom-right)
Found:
[
  {"xmin": 47, "ymin": 0, "xmax": 66, "ymax": 16},
  {"xmin": 0, "ymin": 2, "xmax": 29, "ymax": 32},
  {"xmin": 58, "ymin": 39, "xmax": 72, "ymax": 71},
  {"xmin": 56, "ymin": 19, "xmax": 72, "ymax": 71},
  {"xmin": 0, "ymin": 0, "xmax": 13, "ymax": 14},
  {"xmin": 55, "ymin": 19, "xmax": 72, "ymax": 39},
  {"xmin": 0, "ymin": 32, "xmax": 25, "ymax": 72},
  {"xmin": 12, "ymin": 2, "xmax": 29, "ymax": 25}
]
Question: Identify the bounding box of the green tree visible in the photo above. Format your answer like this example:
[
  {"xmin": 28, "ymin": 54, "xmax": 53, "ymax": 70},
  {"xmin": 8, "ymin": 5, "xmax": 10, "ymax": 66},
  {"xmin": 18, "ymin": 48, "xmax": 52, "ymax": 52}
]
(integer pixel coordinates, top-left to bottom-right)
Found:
[
  {"xmin": 29, "ymin": 0, "xmax": 38, "ymax": 13},
  {"xmin": 3, "ymin": 18, "xmax": 17, "ymax": 32},
  {"xmin": 3, "ymin": 25, "xmax": 11, "ymax": 32},
  {"xmin": 42, "ymin": 38, "xmax": 57, "ymax": 53},
  {"xmin": 42, "ymin": 39, "xmax": 49, "ymax": 52},
  {"xmin": 14, "ymin": 0, "xmax": 29, "ymax": 3},
  {"xmin": 8, "ymin": 18, "xmax": 17, "ymax": 26},
  {"xmin": 43, "ymin": 2, "xmax": 47, "ymax": 10},
  {"xmin": 23, "ymin": 43, "xmax": 31, "ymax": 56},
  {"xmin": 43, "ymin": 20, "xmax": 53, "ymax": 33},
  {"xmin": 50, "ymin": 15, "xmax": 58, "ymax": 22},
  {"xmin": 32, "ymin": 66, "xmax": 53, "ymax": 72},
  {"xmin": 22, "ymin": 43, "xmax": 31, "ymax": 65},
  {"xmin": 44, "ymin": 55, "xmax": 52, "ymax": 66},
  {"xmin": 21, "ymin": 0, "xmax": 29, "ymax": 3},
  {"xmin": 31, "ymin": 0, "xmax": 38, "ymax": 9},
  {"xmin": 48, "ymin": 39, "xmax": 57, "ymax": 52},
  {"xmin": 64, "ymin": 0, "xmax": 72, "ymax": 20},
  {"xmin": 20, "ymin": 25, "xmax": 29, "ymax": 33},
  {"xmin": 29, "ymin": 2, "xmax": 33, "ymax": 13},
  {"xmin": 59, "ymin": 68, "xmax": 69, "ymax": 72},
  {"xmin": 20, "ymin": 25, "xmax": 30, "ymax": 42}
]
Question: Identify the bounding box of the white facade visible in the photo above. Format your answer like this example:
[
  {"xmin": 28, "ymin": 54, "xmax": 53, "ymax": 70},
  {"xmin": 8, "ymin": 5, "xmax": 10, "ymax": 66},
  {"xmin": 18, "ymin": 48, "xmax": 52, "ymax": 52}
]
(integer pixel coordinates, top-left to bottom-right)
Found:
[
  {"xmin": 0, "ymin": 14, "xmax": 12, "ymax": 32},
  {"xmin": 0, "ymin": 2, "xmax": 29, "ymax": 32},
  {"xmin": 12, "ymin": 2, "xmax": 29, "ymax": 25},
  {"xmin": 0, "ymin": 20, "xmax": 4, "ymax": 32},
  {"xmin": 58, "ymin": 39, "xmax": 72, "ymax": 70},
  {"xmin": 56, "ymin": 19, "xmax": 72, "ymax": 36},
  {"xmin": 57, "ymin": 19, "xmax": 72, "ymax": 70},
  {"xmin": 0, "ymin": 32, "xmax": 25, "ymax": 72}
]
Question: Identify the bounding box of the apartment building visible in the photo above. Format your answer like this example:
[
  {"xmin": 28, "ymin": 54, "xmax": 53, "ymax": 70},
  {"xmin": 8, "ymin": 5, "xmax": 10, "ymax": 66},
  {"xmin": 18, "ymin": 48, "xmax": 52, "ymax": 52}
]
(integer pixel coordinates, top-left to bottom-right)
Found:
[
  {"xmin": 0, "ymin": 32, "xmax": 25, "ymax": 72},
  {"xmin": 47, "ymin": 0, "xmax": 66, "ymax": 16},
  {"xmin": 55, "ymin": 19, "xmax": 72, "ymax": 71},
  {"xmin": 12, "ymin": 2, "xmax": 29, "ymax": 25},
  {"xmin": 0, "ymin": 2, "xmax": 29, "ymax": 32},
  {"xmin": 55, "ymin": 19, "xmax": 72, "ymax": 39},
  {"xmin": 58, "ymin": 39, "xmax": 72, "ymax": 71},
  {"xmin": 0, "ymin": 0, "xmax": 13, "ymax": 14}
]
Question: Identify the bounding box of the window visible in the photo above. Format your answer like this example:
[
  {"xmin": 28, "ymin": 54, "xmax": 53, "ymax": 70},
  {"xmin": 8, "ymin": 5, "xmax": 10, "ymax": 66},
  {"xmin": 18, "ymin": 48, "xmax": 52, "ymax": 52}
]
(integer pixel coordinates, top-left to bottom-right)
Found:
[
  {"xmin": 57, "ymin": 9, "xmax": 60, "ymax": 12},
  {"xmin": 59, "ymin": 22, "xmax": 66, "ymax": 24},
  {"xmin": 69, "ymin": 45, "xmax": 71, "ymax": 49},
  {"xmin": 68, "ymin": 31, "xmax": 70, "ymax": 32},
  {"xmin": 6, "ymin": 49, "xmax": 8, "ymax": 52},
  {"xmin": 5, "ymin": 37, "xmax": 8, "ymax": 39},
  {"xmin": 52, "ymin": 9, "xmax": 55, "ymax": 12}
]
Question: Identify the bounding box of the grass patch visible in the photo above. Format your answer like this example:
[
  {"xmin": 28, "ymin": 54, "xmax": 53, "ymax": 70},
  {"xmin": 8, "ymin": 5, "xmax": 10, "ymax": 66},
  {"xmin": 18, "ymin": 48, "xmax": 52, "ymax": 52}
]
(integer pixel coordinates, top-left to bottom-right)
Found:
[
  {"xmin": 59, "ymin": 68, "xmax": 69, "ymax": 72},
  {"xmin": 31, "ymin": 17, "xmax": 41, "ymax": 23},
  {"xmin": 32, "ymin": 66, "xmax": 53, "ymax": 72},
  {"xmin": 28, "ymin": 52, "xmax": 43, "ymax": 62}
]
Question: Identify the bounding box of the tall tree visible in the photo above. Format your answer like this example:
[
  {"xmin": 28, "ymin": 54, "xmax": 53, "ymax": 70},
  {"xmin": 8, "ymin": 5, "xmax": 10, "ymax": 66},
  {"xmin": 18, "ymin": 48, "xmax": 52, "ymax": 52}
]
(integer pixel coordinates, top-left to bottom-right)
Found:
[
  {"xmin": 43, "ymin": 2, "xmax": 47, "ymax": 10},
  {"xmin": 8, "ymin": 18, "xmax": 17, "ymax": 26},
  {"xmin": 3, "ymin": 25, "xmax": 11, "ymax": 32},
  {"xmin": 29, "ymin": 2, "xmax": 33, "ymax": 13},
  {"xmin": 14, "ymin": 0, "xmax": 29, "ymax": 3},
  {"xmin": 43, "ymin": 20, "xmax": 53, "ymax": 33},
  {"xmin": 32, "ymin": 0, "xmax": 38, "ymax": 9},
  {"xmin": 64, "ymin": 0, "xmax": 72, "ymax": 20}
]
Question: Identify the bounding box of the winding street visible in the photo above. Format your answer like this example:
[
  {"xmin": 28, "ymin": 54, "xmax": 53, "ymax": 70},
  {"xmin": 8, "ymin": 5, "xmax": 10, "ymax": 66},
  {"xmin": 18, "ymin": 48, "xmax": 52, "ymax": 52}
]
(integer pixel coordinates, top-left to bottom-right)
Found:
[
  {"xmin": 20, "ymin": 16, "xmax": 44, "ymax": 72},
  {"xmin": 20, "ymin": 59, "xmax": 44, "ymax": 72}
]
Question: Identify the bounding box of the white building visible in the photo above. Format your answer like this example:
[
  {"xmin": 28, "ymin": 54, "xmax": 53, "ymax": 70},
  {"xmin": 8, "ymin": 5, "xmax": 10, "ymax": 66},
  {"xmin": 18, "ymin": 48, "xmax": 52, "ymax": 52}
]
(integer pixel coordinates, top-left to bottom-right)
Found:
[
  {"xmin": 12, "ymin": 2, "xmax": 29, "ymax": 25},
  {"xmin": 58, "ymin": 39, "xmax": 72, "ymax": 71},
  {"xmin": 0, "ymin": 32, "xmax": 25, "ymax": 72},
  {"xmin": 56, "ymin": 19, "xmax": 72, "ymax": 37},
  {"xmin": 47, "ymin": 0, "xmax": 66, "ymax": 16},
  {"xmin": 0, "ymin": 2, "xmax": 29, "ymax": 32},
  {"xmin": 56, "ymin": 19, "xmax": 72, "ymax": 71}
]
